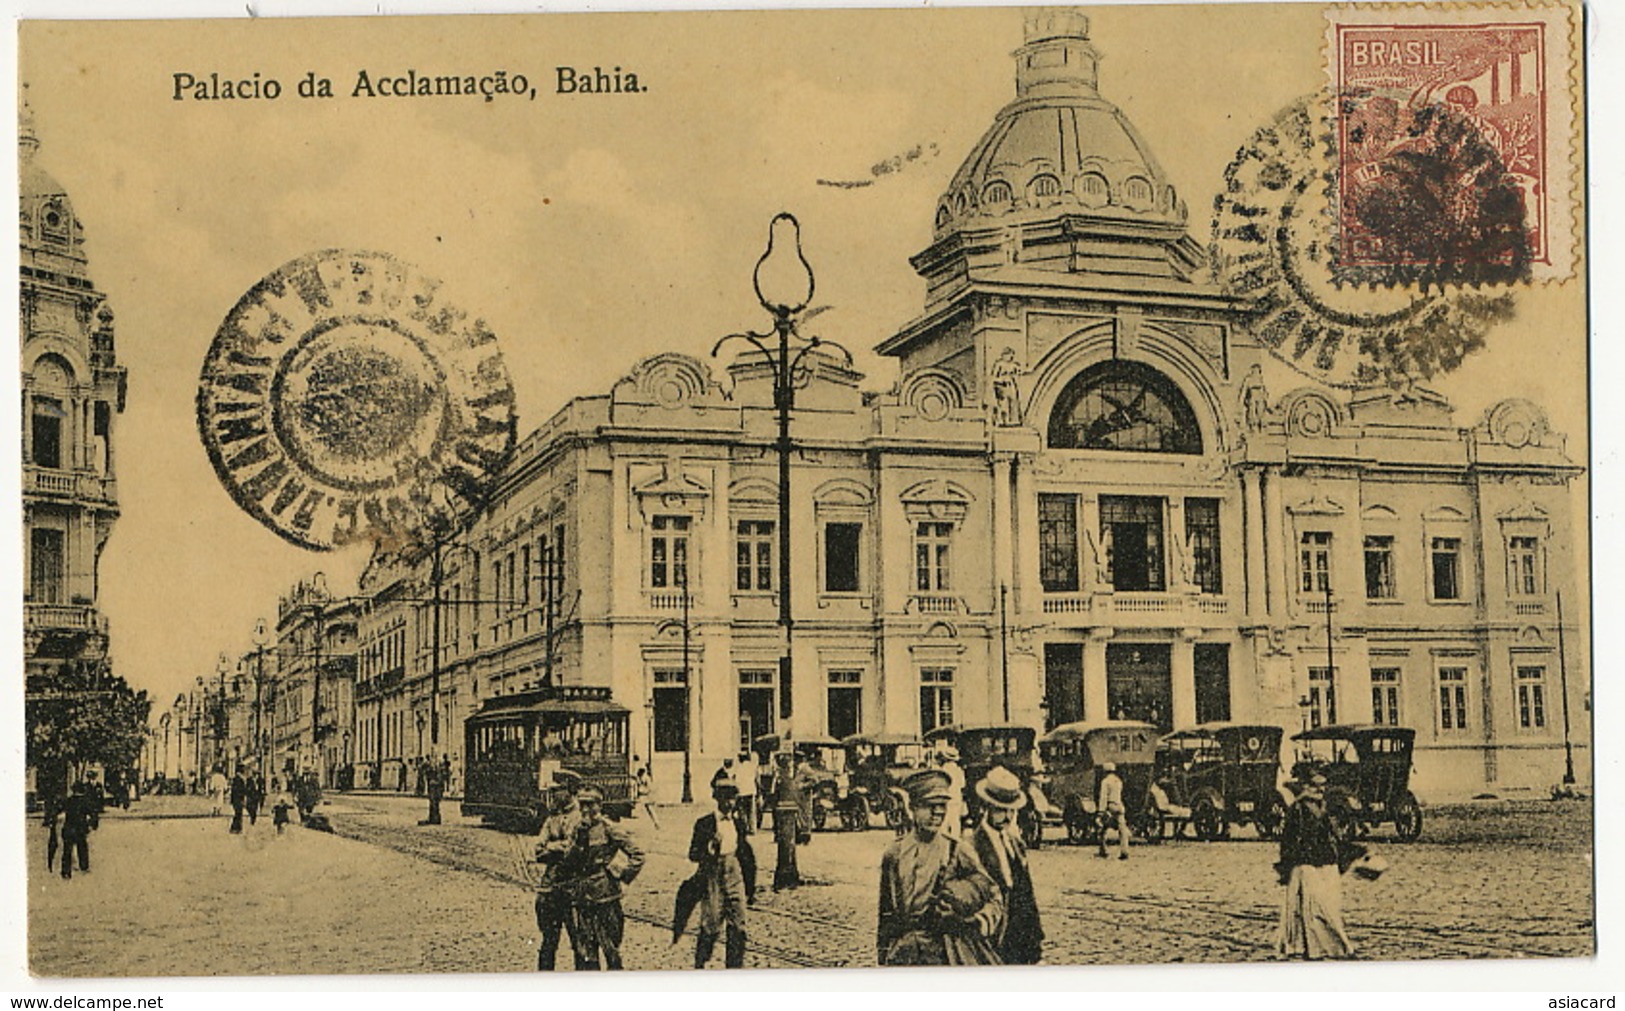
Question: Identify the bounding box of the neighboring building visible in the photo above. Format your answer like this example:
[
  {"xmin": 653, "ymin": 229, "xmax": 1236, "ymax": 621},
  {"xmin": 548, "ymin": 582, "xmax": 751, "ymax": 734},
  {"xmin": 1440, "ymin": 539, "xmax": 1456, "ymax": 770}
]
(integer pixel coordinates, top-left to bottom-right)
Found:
[
  {"xmin": 20, "ymin": 97, "xmax": 127, "ymax": 755},
  {"xmin": 351, "ymin": 10, "xmax": 1585, "ymax": 802},
  {"xmin": 274, "ymin": 578, "xmax": 358, "ymax": 786}
]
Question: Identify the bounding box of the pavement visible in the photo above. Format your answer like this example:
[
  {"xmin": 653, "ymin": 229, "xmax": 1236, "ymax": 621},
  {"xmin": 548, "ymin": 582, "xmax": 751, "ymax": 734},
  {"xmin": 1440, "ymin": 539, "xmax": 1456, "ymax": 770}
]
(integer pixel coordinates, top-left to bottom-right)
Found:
[{"xmin": 24, "ymin": 791, "xmax": 1595, "ymax": 978}]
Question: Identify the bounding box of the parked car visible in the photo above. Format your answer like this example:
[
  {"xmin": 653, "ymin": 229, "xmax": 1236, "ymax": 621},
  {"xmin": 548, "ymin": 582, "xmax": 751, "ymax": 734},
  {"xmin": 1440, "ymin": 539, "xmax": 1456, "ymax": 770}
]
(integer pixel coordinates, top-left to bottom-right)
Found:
[
  {"xmin": 1037, "ymin": 720, "xmax": 1161, "ymax": 846},
  {"xmin": 839, "ymin": 732, "xmax": 927, "ymax": 831},
  {"xmin": 753, "ymin": 733, "xmax": 845, "ymax": 831},
  {"xmin": 923, "ymin": 723, "xmax": 1045, "ymax": 847},
  {"xmin": 1289, "ymin": 724, "xmax": 1423, "ymax": 842},
  {"xmin": 1152, "ymin": 723, "xmax": 1288, "ymax": 841}
]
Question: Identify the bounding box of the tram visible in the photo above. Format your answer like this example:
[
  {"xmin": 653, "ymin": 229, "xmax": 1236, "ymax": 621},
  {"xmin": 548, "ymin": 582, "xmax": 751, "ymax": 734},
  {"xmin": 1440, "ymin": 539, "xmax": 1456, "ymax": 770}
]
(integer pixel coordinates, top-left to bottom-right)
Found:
[{"xmin": 461, "ymin": 685, "xmax": 636, "ymax": 828}]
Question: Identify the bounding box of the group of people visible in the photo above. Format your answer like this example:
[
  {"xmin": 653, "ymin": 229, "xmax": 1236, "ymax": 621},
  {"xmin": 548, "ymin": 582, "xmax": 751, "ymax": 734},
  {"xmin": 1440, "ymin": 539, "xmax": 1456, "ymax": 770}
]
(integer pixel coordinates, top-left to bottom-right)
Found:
[{"xmin": 532, "ymin": 782, "xmax": 646, "ymax": 971}]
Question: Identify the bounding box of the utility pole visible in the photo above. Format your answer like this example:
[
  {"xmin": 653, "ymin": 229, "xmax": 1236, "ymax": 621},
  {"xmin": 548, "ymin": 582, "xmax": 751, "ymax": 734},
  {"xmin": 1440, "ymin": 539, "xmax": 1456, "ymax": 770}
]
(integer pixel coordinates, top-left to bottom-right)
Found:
[
  {"xmin": 999, "ymin": 583, "xmax": 1011, "ymax": 722},
  {"xmin": 680, "ymin": 561, "xmax": 694, "ymax": 804},
  {"xmin": 1557, "ymin": 590, "xmax": 1575, "ymax": 786}
]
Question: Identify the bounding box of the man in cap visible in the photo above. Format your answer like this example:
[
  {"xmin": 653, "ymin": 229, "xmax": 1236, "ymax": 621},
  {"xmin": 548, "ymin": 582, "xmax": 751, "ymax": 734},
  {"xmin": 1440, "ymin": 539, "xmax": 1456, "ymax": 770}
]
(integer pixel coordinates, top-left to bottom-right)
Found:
[
  {"xmin": 1275, "ymin": 774, "xmax": 1355, "ymax": 960},
  {"xmin": 971, "ymin": 768, "xmax": 1044, "ymax": 964},
  {"xmin": 557, "ymin": 785, "xmax": 644, "ymax": 970},
  {"xmin": 876, "ymin": 768, "xmax": 1003, "ymax": 966},
  {"xmin": 1096, "ymin": 761, "xmax": 1129, "ymax": 860},
  {"xmin": 532, "ymin": 775, "xmax": 584, "ymax": 971},
  {"xmin": 686, "ymin": 774, "xmax": 756, "ymax": 968}
]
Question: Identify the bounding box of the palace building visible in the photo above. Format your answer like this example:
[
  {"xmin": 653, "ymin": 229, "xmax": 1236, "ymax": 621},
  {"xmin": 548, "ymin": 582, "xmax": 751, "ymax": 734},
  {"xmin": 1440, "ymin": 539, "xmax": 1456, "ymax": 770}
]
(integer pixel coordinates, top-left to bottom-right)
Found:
[
  {"xmin": 20, "ymin": 99, "xmax": 127, "ymax": 697},
  {"xmin": 352, "ymin": 10, "xmax": 1585, "ymax": 802}
]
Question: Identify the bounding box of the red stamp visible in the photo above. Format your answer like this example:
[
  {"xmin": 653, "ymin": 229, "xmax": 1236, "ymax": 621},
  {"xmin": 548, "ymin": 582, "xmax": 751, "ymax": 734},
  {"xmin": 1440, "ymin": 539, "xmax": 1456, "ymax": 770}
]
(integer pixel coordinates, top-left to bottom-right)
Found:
[{"xmin": 1334, "ymin": 22, "xmax": 1547, "ymax": 283}]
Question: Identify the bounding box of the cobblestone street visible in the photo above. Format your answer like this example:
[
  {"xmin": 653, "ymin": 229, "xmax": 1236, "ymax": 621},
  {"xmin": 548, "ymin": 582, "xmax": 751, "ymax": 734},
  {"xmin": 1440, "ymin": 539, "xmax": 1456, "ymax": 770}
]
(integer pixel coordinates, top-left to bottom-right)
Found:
[{"xmin": 26, "ymin": 792, "xmax": 1593, "ymax": 978}]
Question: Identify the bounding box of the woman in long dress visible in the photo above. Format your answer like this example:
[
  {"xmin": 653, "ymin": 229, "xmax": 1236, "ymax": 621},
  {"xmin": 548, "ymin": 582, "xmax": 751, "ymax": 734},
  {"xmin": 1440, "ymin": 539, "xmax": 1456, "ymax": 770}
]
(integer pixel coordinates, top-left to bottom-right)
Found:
[{"xmin": 1275, "ymin": 774, "xmax": 1355, "ymax": 959}]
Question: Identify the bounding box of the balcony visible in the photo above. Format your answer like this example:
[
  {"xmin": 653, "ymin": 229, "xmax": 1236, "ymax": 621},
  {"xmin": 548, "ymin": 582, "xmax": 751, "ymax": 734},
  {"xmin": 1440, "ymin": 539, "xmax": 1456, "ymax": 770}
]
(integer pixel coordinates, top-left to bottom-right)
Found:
[
  {"xmin": 908, "ymin": 593, "xmax": 962, "ymax": 615},
  {"xmin": 1042, "ymin": 590, "xmax": 1231, "ymax": 626},
  {"xmin": 1512, "ymin": 600, "xmax": 1548, "ymax": 616},
  {"xmin": 24, "ymin": 467, "xmax": 116, "ymax": 503},
  {"xmin": 646, "ymin": 591, "xmax": 699, "ymax": 611},
  {"xmin": 25, "ymin": 602, "xmax": 100, "ymax": 632}
]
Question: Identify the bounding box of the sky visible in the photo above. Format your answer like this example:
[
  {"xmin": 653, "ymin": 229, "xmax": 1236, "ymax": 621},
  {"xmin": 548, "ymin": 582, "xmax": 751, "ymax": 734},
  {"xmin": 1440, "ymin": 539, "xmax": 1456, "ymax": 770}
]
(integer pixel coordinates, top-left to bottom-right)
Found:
[{"xmin": 15, "ymin": 1, "xmax": 1590, "ymax": 717}]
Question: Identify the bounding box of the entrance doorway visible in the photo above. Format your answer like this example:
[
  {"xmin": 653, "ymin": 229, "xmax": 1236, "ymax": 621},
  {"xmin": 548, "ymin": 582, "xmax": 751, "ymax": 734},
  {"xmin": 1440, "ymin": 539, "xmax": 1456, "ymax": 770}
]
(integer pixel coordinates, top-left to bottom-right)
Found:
[
  {"xmin": 1043, "ymin": 643, "xmax": 1084, "ymax": 729},
  {"xmin": 738, "ymin": 670, "xmax": 775, "ymax": 751},
  {"xmin": 1106, "ymin": 642, "xmax": 1172, "ymax": 731},
  {"xmin": 1194, "ymin": 643, "xmax": 1232, "ymax": 723},
  {"xmin": 1100, "ymin": 495, "xmax": 1165, "ymax": 591}
]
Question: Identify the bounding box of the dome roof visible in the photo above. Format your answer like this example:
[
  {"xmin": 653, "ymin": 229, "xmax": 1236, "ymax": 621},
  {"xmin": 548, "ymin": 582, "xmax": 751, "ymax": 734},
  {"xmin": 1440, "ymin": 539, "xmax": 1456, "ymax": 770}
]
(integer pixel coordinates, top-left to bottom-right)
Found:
[
  {"xmin": 19, "ymin": 93, "xmax": 87, "ymax": 268},
  {"xmin": 934, "ymin": 9, "xmax": 1187, "ymax": 239}
]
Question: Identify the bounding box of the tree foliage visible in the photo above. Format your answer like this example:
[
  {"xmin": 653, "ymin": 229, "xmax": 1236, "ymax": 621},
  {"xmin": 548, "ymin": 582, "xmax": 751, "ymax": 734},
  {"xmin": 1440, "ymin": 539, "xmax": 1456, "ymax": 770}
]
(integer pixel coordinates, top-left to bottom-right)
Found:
[{"xmin": 26, "ymin": 661, "xmax": 151, "ymax": 779}]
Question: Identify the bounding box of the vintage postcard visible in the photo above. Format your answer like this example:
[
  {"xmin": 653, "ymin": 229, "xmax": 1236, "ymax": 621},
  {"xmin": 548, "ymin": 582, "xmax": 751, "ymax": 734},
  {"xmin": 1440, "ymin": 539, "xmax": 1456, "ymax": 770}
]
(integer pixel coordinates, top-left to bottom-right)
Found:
[{"xmin": 13, "ymin": 0, "xmax": 1594, "ymax": 986}]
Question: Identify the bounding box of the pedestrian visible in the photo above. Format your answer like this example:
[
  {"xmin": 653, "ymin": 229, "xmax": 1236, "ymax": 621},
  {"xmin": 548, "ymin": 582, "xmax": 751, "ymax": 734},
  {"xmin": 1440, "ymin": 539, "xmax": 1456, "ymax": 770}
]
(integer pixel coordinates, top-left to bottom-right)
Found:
[
  {"xmin": 971, "ymin": 767, "xmax": 1044, "ymax": 965},
  {"xmin": 228, "ymin": 769, "xmax": 247, "ymax": 834},
  {"xmin": 421, "ymin": 757, "xmax": 444, "ymax": 825},
  {"xmin": 271, "ymin": 778, "xmax": 293, "ymax": 834},
  {"xmin": 208, "ymin": 768, "xmax": 227, "ymax": 816},
  {"xmin": 59, "ymin": 781, "xmax": 96, "ymax": 880},
  {"xmin": 710, "ymin": 757, "xmax": 735, "ymax": 791},
  {"xmin": 936, "ymin": 747, "xmax": 966, "ymax": 838},
  {"xmin": 1095, "ymin": 761, "xmax": 1130, "ymax": 860},
  {"xmin": 771, "ymin": 752, "xmax": 807, "ymax": 890},
  {"xmin": 736, "ymin": 751, "xmax": 759, "ymax": 833},
  {"xmin": 876, "ymin": 768, "xmax": 1003, "ymax": 966},
  {"xmin": 1275, "ymin": 774, "xmax": 1356, "ymax": 960},
  {"xmin": 685, "ymin": 775, "xmax": 755, "ymax": 968},
  {"xmin": 557, "ymin": 786, "xmax": 644, "ymax": 970},
  {"xmin": 440, "ymin": 755, "xmax": 453, "ymax": 799},
  {"xmin": 245, "ymin": 771, "xmax": 265, "ymax": 826},
  {"xmin": 84, "ymin": 770, "xmax": 105, "ymax": 831},
  {"xmin": 532, "ymin": 778, "xmax": 583, "ymax": 971},
  {"xmin": 42, "ymin": 791, "xmax": 62, "ymax": 873}
]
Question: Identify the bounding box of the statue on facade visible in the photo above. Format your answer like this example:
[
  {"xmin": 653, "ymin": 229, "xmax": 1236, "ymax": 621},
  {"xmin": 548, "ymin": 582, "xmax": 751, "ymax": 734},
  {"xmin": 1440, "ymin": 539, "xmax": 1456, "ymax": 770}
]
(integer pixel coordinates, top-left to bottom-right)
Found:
[
  {"xmin": 1240, "ymin": 363, "xmax": 1270, "ymax": 431},
  {"xmin": 991, "ymin": 347, "xmax": 1025, "ymax": 427},
  {"xmin": 1086, "ymin": 528, "xmax": 1111, "ymax": 588}
]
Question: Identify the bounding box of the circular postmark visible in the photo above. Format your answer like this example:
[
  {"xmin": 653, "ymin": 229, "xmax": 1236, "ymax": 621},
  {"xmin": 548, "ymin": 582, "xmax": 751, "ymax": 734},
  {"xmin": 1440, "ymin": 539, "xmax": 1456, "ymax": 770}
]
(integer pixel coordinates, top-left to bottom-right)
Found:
[
  {"xmin": 1211, "ymin": 92, "xmax": 1523, "ymax": 387},
  {"xmin": 198, "ymin": 250, "xmax": 517, "ymax": 551}
]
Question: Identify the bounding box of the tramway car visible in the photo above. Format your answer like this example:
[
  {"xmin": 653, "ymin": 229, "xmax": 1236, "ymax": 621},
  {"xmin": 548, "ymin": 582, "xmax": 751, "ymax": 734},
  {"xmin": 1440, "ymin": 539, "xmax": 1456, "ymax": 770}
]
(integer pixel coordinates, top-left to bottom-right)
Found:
[{"xmin": 461, "ymin": 686, "xmax": 635, "ymax": 829}]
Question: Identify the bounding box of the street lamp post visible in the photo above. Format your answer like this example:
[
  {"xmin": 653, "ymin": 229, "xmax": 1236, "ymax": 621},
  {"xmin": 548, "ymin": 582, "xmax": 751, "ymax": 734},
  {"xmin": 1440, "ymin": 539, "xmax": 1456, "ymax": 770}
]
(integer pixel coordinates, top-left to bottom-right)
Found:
[{"xmin": 712, "ymin": 213, "xmax": 850, "ymax": 735}]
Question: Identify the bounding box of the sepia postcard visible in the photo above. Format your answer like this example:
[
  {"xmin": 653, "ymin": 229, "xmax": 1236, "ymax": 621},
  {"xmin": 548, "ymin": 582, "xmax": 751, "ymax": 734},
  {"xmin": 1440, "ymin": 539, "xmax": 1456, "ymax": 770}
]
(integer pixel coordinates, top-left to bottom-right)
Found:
[{"xmin": 11, "ymin": 0, "xmax": 1599, "ymax": 988}]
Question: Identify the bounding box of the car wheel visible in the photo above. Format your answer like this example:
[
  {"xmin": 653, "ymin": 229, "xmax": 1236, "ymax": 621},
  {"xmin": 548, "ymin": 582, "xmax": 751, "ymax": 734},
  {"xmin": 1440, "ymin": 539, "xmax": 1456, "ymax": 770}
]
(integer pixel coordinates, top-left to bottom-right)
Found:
[
  {"xmin": 1065, "ymin": 810, "xmax": 1091, "ymax": 846},
  {"xmin": 812, "ymin": 802, "xmax": 828, "ymax": 832},
  {"xmin": 1139, "ymin": 807, "xmax": 1165, "ymax": 844},
  {"xmin": 1392, "ymin": 791, "xmax": 1423, "ymax": 842},
  {"xmin": 843, "ymin": 797, "xmax": 869, "ymax": 832},
  {"xmin": 1255, "ymin": 796, "xmax": 1285, "ymax": 840}
]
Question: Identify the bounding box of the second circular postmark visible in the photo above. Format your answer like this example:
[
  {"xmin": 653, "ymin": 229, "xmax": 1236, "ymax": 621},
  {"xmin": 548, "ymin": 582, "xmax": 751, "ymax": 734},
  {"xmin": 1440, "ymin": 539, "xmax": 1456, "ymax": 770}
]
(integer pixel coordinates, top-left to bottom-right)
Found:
[{"xmin": 197, "ymin": 249, "xmax": 517, "ymax": 552}]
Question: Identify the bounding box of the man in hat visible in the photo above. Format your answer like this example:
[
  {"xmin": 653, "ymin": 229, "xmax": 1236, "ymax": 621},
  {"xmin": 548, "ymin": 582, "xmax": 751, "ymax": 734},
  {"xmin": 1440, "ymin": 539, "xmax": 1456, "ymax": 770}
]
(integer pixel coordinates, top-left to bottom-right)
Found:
[
  {"xmin": 557, "ymin": 785, "xmax": 644, "ymax": 970},
  {"xmin": 58, "ymin": 781, "xmax": 96, "ymax": 880},
  {"xmin": 685, "ymin": 774, "xmax": 756, "ymax": 968},
  {"xmin": 421, "ymin": 755, "xmax": 444, "ymax": 825},
  {"xmin": 877, "ymin": 768, "xmax": 1003, "ymax": 966},
  {"xmin": 1096, "ymin": 761, "xmax": 1129, "ymax": 860},
  {"xmin": 971, "ymin": 768, "xmax": 1043, "ymax": 964},
  {"xmin": 771, "ymin": 752, "xmax": 807, "ymax": 890},
  {"xmin": 1275, "ymin": 774, "xmax": 1355, "ymax": 960},
  {"xmin": 533, "ymin": 775, "xmax": 584, "ymax": 971}
]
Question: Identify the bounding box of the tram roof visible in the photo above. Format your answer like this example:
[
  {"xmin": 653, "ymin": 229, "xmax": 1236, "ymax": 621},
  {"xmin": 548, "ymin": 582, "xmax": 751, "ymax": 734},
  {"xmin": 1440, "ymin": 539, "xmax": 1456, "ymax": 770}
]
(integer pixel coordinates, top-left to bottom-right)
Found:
[{"xmin": 470, "ymin": 696, "xmax": 630, "ymax": 720}]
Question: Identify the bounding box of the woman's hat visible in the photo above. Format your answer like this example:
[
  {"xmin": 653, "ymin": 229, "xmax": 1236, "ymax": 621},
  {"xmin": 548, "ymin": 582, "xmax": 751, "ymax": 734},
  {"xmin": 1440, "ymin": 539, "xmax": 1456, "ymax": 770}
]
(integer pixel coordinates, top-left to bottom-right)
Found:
[
  {"xmin": 576, "ymin": 786, "xmax": 604, "ymax": 804},
  {"xmin": 974, "ymin": 766, "xmax": 1027, "ymax": 810},
  {"xmin": 901, "ymin": 768, "xmax": 953, "ymax": 806}
]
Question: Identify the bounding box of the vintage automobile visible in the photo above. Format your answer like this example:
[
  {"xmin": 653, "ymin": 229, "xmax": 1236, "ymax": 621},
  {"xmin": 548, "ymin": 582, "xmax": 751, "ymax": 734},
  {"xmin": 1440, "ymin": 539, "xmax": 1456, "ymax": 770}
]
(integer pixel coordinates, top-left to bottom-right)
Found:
[
  {"xmin": 1289, "ymin": 724, "xmax": 1423, "ymax": 842},
  {"xmin": 1152, "ymin": 723, "xmax": 1288, "ymax": 841},
  {"xmin": 1037, "ymin": 720, "xmax": 1161, "ymax": 846},
  {"xmin": 922, "ymin": 723, "xmax": 1045, "ymax": 847},
  {"xmin": 752, "ymin": 732, "xmax": 845, "ymax": 831},
  {"xmin": 839, "ymin": 732, "xmax": 927, "ymax": 831}
]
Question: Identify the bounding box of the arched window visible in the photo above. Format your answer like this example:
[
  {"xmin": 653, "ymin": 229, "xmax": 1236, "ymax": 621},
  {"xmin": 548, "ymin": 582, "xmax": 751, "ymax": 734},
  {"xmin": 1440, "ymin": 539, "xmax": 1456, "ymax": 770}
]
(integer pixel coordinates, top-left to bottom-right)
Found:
[
  {"xmin": 1077, "ymin": 172, "xmax": 1109, "ymax": 204},
  {"xmin": 1124, "ymin": 176, "xmax": 1153, "ymax": 207},
  {"xmin": 1047, "ymin": 360, "xmax": 1203, "ymax": 454},
  {"xmin": 935, "ymin": 206, "xmax": 952, "ymax": 229},
  {"xmin": 982, "ymin": 180, "xmax": 1013, "ymax": 205},
  {"xmin": 1030, "ymin": 174, "xmax": 1061, "ymax": 200}
]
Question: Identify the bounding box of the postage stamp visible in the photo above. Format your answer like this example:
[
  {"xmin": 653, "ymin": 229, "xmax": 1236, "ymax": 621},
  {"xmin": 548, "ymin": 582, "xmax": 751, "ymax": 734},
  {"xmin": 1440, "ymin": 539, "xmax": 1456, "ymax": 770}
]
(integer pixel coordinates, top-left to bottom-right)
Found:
[{"xmin": 1325, "ymin": 4, "xmax": 1581, "ymax": 284}]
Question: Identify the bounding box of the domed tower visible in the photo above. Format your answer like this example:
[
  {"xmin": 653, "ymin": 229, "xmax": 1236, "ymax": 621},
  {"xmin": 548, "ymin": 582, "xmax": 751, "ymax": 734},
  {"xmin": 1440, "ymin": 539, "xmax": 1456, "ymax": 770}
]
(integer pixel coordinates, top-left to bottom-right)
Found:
[{"xmin": 21, "ymin": 91, "xmax": 127, "ymax": 681}]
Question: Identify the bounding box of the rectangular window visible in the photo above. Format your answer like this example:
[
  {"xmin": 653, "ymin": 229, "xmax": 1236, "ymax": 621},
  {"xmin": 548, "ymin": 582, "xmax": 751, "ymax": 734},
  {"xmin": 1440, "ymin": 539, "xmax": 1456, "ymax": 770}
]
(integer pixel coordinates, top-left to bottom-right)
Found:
[
  {"xmin": 1184, "ymin": 498, "xmax": 1223, "ymax": 594},
  {"xmin": 1364, "ymin": 535, "xmax": 1396, "ymax": 599},
  {"xmin": 505, "ymin": 551, "xmax": 517, "ymax": 613},
  {"xmin": 29, "ymin": 527, "xmax": 64, "ymax": 604},
  {"xmin": 1370, "ymin": 667, "xmax": 1401, "ymax": 726},
  {"xmin": 824, "ymin": 522, "xmax": 863, "ymax": 593},
  {"xmin": 649, "ymin": 515, "xmax": 691, "ymax": 589},
  {"xmin": 1307, "ymin": 666, "xmax": 1336, "ymax": 729},
  {"xmin": 1516, "ymin": 666, "xmax": 1547, "ymax": 729},
  {"xmin": 1508, "ymin": 536, "xmax": 1541, "ymax": 596},
  {"xmin": 1099, "ymin": 495, "xmax": 1165, "ymax": 592},
  {"xmin": 915, "ymin": 521, "xmax": 954, "ymax": 592},
  {"xmin": 919, "ymin": 668, "xmax": 954, "ymax": 734},
  {"xmin": 736, "ymin": 520, "xmax": 775, "ymax": 592},
  {"xmin": 1038, "ymin": 493, "xmax": 1080, "ymax": 592},
  {"xmin": 737, "ymin": 669, "xmax": 775, "ymax": 747},
  {"xmin": 827, "ymin": 670, "xmax": 862, "ymax": 740},
  {"xmin": 1437, "ymin": 666, "xmax": 1469, "ymax": 731},
  {"xmin": 1431, "ymin": 537, "xmax": 1462, "ymax": 600},
  {"xmin": 31, "ymin": 396, "xmax": 62, "ymax": 469},
  {"xmin": 652, "ymin": 670, "xmax": 689, "ymax": 752},
  {"xmin": 520, "ymin": 545, "xmax": 531, "ymax": 608},
  {"xmin": 1300, "ymin": 532, "xmax": 1332, "ymax": 594}
]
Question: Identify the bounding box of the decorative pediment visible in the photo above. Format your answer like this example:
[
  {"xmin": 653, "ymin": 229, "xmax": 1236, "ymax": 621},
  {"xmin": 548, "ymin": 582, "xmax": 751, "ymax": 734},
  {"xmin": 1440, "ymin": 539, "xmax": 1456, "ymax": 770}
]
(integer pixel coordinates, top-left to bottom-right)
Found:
[
  {"xmin": 729, "ymin": 476, "xmax": 779, "ymax": 507},
  {"xmin": 899, "ymin": 479, "xmax": 974, "ymax": 522},
  {"xmin": 1423, "ymin": 505, "xmax": 1469, "ymax": 524},
  {"xmin": 1480, "ymin": 398, "xmax": 1550, "ymax": 449},
  {"xmin": 898, "ymin": 368, "xmax": 968, "ymax": 422},
  {"xmin": 813, "ymin": 477, "xmax": 873, "ymax": 508},
  {"xmin": 631, "ymin": 460, "xmax": 710, "ymax": 519},
  {"xmin": 1497, "ymin": 500, "xmax": 1550, "ymax": 525},
  {"xmin": 613, "ymin": 353, "xmax": 727, "ymax": 410},
  {"xmin": 1287, "ymin": 494, "xmax": 1345, "ymax": 516},
  {"xmin": 1361, "ymin": 504, "xmax": 1399, "ymax": 523},
  {"xmin": 1278, "ymin": 388, "xmax": 1346, "ymax": 439}
]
